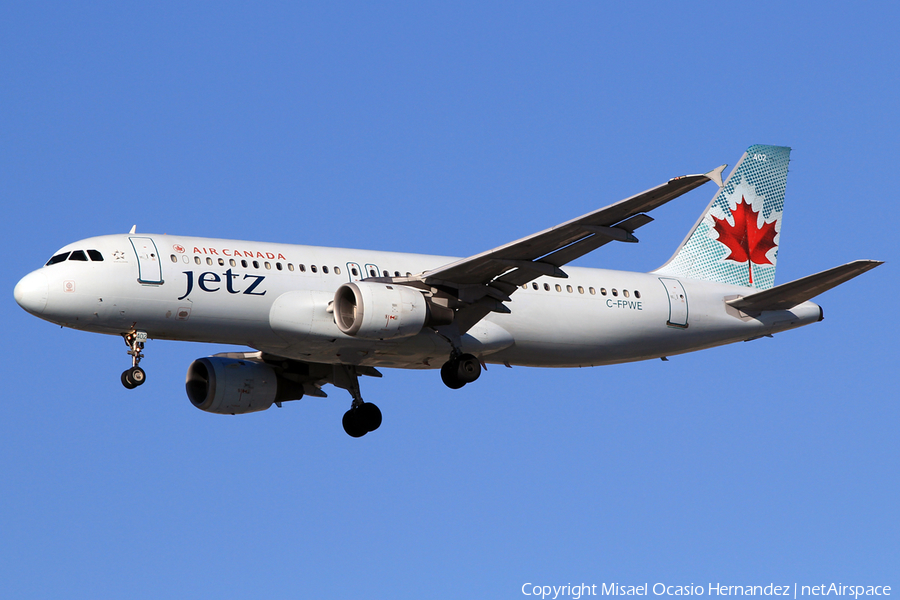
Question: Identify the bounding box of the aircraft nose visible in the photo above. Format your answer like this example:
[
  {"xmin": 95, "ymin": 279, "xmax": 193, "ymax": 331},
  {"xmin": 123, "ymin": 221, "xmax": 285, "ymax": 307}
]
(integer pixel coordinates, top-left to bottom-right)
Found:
[{"xmin": 14, "ymin": 270, "xmax": 49, "ymax": 315}]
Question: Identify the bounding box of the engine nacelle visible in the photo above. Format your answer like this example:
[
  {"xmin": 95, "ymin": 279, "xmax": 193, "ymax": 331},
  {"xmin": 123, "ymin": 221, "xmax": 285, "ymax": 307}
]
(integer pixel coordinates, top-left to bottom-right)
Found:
[
  {"xmin": 333, "ymin": 281, "xmax": 442, "ymax": 340},
  {"xmin": 185, "ymin": 357, "xmax": 303, "ymax": 415}
]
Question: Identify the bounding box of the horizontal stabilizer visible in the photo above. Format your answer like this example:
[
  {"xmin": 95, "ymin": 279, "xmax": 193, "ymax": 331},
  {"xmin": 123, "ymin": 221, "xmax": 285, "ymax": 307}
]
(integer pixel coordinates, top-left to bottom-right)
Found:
[{"xmin": 726, "ymin": 260, "xmax": 883, "ymax": 313}]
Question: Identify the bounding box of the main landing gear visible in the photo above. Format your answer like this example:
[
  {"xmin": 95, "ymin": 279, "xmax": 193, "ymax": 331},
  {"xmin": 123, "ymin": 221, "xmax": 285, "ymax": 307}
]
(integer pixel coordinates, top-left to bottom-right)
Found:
[
  {"xmin": 121, "ymin": 330, "xmax": 148, "ymax": 389},
  {"xmin": 440, "ymin": 352, "xmax": 482, "ymax": 389},
  {"xmin": 334, "ymin": 364, "xmax": 382, "ymax": 438}
]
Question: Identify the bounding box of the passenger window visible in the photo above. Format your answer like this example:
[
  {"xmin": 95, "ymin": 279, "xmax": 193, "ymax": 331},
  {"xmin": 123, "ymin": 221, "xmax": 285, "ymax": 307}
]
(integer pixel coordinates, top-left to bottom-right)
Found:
[
  {"xmin": 241, "ymin": 259, "xmax": 248, "ymax": 268},
  {"xmin": 311, "ymin": 265, "xmax": 318, "ymax": 273},
  {"xmin": 87, "ymin": 250, "xmax": 104, "ymax": 261},
  {"xmin": 264, "ymin": 262, "xmax": 271, "ymax": 270},
  {"xmin": 612, "ymin": 289, "xmax": 618, "ymax": 297},
  {"xmin": 555, "ymin": 284, "xmax": 562, "ymax": 292},
  {"xmin": 578, "ymin": 286, "xmax": 584, "ymax": 294},
  {"xmin": 323, "ymin": 266, "xmax": 329, "ymax": 274},
  {"xmin": 623, "ymin": 289, "xmax": 630, "ymax": 298},
  {"xmin": 335, "ymin": 267, "xmax": 341, "ymax": 275},
  {"xmin": 253, "ymin": 260, "xmax": 259, "ymax": 269},
  {"xmin": 368, "ymin": 269, "xmax": 376, "ymax": 277},
  {"xmin": 46, "ymin": 252, "xmax": 70, "ymax": 266},
  {"xmin": 393, "ymin": 271, "xmax": 400, "ymax": 277},
  {"xmin": 635, "ymin": 290, "xmax": 641, "ymax": 299},
  {"xmin": 276, "ymin": 262, "xmax": 283, "ymax": 271},
  {"xmin": 194, "ymin": 256, "xmax": 202, "ymax": 265},
  {"xmin": 351, "ymin": 267, "xmax": 358, "ymax": 276},
  {"xmin": 206, "ymin": 257, "xmax": 213, "ymax": 266},
  {"xmin": 543, "ymin": 283, "xmax": 550, "ymax": 291},
  {"xmin": 406, "ymin": 272, "xmax": 412, "ymax": 277},
  {"xmin": 69, "ymin": 250, "xmax": 88, "ymax": 261},
  {"xmin": 288, "ymin": 263, "xmax": 294, "ymax": 272},
  {"xmin": 532, "ymin": 282, "xmax": 539, "ymax": 290},
  {"xmin": 229, "ymin": 259, "xmax": 236, "ymax": 267},
  {"xmin": 299, "ymin": 264, "xmax": 306, "ymax": 272},
  {"xmin": 566, "ymin": 285, "xmax": 573, "ymax": 293},
  {"xmin": 589, "ymin": 287, "xmax": 596, "ymax": 295},
  {"xmin": 170, "ymin": 255, "xmax": 178, "ymax": 263},
  {"xmin": 383, "ymin": 270, "xmax": 389, "ymax": 277},
  {"xmin": 218, "ymin": 258, "xmax": 225, "ymax": 266}
]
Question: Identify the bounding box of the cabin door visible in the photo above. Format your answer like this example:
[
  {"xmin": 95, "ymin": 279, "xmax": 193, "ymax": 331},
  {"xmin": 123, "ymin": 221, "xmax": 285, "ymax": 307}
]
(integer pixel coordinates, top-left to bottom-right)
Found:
[
  {"xmin": 659, "ymin": 277, "xmax": 688, "ymax": 328},
  {"xmin": 129, "ymin": 237, "xmax": 164, "ymax": 285}
]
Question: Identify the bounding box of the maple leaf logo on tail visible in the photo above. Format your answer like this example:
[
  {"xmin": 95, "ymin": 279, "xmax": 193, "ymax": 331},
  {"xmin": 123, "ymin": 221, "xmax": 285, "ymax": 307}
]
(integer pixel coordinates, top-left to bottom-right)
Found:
[{"xmin": 711, "ymin": 196, "xmax": 778, "ymax": 285}]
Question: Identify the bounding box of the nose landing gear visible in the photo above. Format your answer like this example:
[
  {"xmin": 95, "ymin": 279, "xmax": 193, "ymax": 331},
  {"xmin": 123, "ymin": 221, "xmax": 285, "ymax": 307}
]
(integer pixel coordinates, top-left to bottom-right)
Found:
[{"xmin": 121, "ymin": 331, "xmax": 148, "ymax": 389}]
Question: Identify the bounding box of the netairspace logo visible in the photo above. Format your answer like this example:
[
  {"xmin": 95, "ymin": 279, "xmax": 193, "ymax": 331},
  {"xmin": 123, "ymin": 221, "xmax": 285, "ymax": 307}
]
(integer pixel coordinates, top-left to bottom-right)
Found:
[{"xmin": 520, "ymin": 583, "xmax": 892, "ymax": 600}]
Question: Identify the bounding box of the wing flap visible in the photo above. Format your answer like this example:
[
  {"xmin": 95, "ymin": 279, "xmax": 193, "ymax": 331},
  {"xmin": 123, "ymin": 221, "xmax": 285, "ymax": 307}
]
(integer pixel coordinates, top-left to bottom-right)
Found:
[{"xmin": 726, "ymin": 260, "xmax": 883, "ymax": 313}]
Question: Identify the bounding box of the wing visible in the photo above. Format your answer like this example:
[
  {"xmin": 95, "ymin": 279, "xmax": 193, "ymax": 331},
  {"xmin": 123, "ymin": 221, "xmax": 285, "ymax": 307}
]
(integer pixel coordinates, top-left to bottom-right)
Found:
[{"xmin": 395, "ymin": 165, "xmax": 726, "ymax": 332}]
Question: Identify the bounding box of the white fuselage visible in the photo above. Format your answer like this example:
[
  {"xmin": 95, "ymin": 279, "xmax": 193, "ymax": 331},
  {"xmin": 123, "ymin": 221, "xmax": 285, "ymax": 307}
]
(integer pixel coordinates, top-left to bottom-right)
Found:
[{"xmin": 15, "ymin": 233, "xmax": 823, "ymax": 369}]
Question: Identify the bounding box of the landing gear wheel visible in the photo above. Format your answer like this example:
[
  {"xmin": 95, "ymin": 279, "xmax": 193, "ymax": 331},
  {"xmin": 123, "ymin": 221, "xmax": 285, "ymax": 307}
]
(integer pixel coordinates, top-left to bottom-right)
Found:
[
  {"xmin": 129, "ymin": 366, "xmax": 146, "ymax": 386},
  {"xmin": 342, "ymin": 402, "xmax": 382, "ymax": 437},
  {"xmin": 342, "ymin": 408, "xmax": 368, "ymax": 438},
  {"xmin": 121, "ymin": 370, "xmax": 138, "ymax": 389},
  {"xmin": 360, "ymin": 402, "xmax": 382, "ymax": 432},
  {"xmin": 121, "ymin": 366, "xmax": 146, "ymax": 389},
  {"xmin": 441, "ymin": 360, "xmax": 466, "ymax": 389},
  {"xmin": 441, "ymin": 353, "xmax": 481, "ymax": 389},
  {"xmin": 455, "ymin": 353, "xmax": 482, "ymax": 384}
]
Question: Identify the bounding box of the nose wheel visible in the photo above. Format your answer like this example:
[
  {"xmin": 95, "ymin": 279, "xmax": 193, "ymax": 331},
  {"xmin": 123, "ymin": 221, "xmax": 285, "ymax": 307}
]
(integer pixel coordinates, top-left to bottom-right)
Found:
[
  {"xmin": 121, "ymin": 366, "xmax": 146, "ymax": 389},
  {"xmin": 121, "ymin": 331, "xmax": 148, "ymax": 389}
]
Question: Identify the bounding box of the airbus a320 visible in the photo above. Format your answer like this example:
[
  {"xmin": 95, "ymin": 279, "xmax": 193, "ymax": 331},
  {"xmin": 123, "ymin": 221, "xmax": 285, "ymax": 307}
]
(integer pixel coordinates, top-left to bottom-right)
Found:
[{"xmin": 14, "ymin": 145, "xmax": 882, "ymax": 437}]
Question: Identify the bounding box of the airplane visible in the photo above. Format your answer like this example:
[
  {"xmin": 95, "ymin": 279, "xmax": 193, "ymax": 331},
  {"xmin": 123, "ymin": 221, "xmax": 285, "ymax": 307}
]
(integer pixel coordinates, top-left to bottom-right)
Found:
[{"xmin": 13, "ymin": 145, "xmax": 882, "ymax": 437}]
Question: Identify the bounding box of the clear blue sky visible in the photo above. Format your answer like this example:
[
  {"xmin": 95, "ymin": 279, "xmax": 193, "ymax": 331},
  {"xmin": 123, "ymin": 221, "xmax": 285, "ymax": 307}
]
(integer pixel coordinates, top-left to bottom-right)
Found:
[{"xmin": 2, "ymin": 2, "xmax": 897, "ymax": 598}]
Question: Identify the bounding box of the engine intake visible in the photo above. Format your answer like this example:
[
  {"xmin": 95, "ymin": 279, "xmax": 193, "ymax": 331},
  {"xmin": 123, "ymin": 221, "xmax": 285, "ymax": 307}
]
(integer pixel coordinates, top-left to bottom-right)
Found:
[
  {"xmin": 186, "ymin": 357, "xmax": 304, "ymax": 415},
  {"xmin": 333, "ymin": 281, "xmax": 451, "ymax": 340}
]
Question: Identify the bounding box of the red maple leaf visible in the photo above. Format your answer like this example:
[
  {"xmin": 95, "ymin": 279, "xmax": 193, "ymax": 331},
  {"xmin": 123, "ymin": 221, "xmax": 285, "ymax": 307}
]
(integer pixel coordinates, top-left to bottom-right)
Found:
[{"xmin": 711, "ymin": 196, "xmax": 778, "ymax": 285}]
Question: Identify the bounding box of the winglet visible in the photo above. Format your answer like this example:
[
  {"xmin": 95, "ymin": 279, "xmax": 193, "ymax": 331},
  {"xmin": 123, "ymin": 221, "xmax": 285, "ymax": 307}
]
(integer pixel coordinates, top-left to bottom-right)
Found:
[
  {"xmin": 706, "ymin": 164, "xmax": 726, "ymax": 188},
  {"xmin": 129, "ymin": 225, "xmax": 137, "ymax": 234}
]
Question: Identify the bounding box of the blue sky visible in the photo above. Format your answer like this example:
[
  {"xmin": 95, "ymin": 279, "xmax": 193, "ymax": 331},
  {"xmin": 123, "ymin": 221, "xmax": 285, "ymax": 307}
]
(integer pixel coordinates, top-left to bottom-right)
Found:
[{"xmin": 2, "ymin": 2, "xmax": 897, "ymax": 598}]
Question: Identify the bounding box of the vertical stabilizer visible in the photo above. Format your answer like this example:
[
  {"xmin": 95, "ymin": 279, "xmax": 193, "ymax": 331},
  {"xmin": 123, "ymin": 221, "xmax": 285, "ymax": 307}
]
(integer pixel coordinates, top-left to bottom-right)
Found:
[{"xmin": 653, "ymin": 144, "xmax": 791, "ymax": 290}]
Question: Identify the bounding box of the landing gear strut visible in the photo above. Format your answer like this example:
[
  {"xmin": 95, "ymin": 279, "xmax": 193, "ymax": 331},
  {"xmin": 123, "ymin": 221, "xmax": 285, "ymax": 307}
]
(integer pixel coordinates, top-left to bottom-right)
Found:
[
  {"xmin": 440, "ymin": 352, "xmax": 482, "ymax": 389},
  {"xmin": 333, "ymin": 364, "xmax": 382, "ymax": 438},
  {"xmin": 121, "ymin": 330, "xmax": 148, "ymax": 389}
]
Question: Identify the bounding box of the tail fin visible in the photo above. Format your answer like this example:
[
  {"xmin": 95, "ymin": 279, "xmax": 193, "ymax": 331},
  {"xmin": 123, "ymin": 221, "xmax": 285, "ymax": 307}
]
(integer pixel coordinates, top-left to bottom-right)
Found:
[{"xmin": 653, "ymin": 144, "xmax": 791, "ymax": 290}]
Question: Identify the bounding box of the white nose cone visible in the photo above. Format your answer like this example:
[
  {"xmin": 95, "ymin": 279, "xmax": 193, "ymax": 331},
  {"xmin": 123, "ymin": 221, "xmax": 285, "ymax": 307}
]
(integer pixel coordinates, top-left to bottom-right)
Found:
[{"xmin": 14, "ymin": 270, "xmax": 49, "ymax": 315}]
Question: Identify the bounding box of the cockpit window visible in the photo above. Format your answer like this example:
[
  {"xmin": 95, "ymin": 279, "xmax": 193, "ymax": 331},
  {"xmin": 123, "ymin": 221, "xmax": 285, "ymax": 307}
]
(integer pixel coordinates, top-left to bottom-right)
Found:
[
  {"xmin": 87, "ymin": 249, "xmax": 103, "ymax": 261},
  {"xmin": 46, "ymin": 252, "xmax": 70, "ymax": 265},
  {"xmin": 69, "ymin": 250, "xmax": 88, "ymax": 261}
]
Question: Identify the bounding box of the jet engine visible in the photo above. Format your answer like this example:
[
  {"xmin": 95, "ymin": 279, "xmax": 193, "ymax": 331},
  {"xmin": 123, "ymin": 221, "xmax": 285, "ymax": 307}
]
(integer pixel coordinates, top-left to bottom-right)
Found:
[
  {"xmin": 185, "ymin": 357, "xmax": 304, "ymax": 415},
  {"xmin": 333, "ymin": 281, "xmax": 452, "ymax": 340}
]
